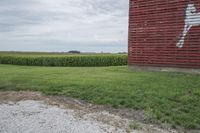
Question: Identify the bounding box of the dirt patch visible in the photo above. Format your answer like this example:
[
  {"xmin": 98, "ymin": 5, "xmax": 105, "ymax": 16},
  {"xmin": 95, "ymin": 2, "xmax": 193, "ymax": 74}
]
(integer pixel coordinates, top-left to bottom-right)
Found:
[
  {"xmin": 0, "ymin": 91, "xmax": 44, "ymax": 102},
  {"xmin": 0, "ymin": 91, "xmax": 179, "ymax": 133}
]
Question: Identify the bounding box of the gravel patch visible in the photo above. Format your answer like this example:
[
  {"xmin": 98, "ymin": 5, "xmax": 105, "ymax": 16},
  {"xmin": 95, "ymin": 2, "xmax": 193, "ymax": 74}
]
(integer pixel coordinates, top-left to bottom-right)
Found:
[
  {"xmin": 0, "ymin": 91, "xmax": 179, "ymax": 133},
  {"xmin": 0, "ymin": 100, "xmax": 125, "ymax": 133}
]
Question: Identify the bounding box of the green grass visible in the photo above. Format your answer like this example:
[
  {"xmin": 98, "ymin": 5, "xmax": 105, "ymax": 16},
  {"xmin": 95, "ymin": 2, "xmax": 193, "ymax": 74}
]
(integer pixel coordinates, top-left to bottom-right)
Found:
[
  {"xmin": 0, "ymin": 52, "xmax": 127, "ymax": 67},
  {"xmin": 0, "ymin": 64, "xmax": 200, "ymax": 130},
  {"xmin": 129, "ymin": 121, "xmax": 142, "ymax": 130}
]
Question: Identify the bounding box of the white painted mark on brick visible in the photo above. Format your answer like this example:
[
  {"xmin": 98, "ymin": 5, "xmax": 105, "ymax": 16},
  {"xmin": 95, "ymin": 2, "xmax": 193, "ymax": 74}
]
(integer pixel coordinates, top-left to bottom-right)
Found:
[{"xmin": 177, "ymin": 3, "xmax": 200, "ymax": 48}]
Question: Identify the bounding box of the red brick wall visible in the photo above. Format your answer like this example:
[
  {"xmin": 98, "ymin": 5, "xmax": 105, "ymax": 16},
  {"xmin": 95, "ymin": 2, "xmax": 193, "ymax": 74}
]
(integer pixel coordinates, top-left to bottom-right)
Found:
[{"xmin": 128, "ymin": 0, "xmax": 200, "ymax": 69}]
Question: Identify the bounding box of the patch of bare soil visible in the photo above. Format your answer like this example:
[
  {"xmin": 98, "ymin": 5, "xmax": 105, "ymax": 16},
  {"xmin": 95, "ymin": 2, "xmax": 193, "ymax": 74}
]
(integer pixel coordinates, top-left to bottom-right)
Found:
[{"xmin": 0, "ymin": 91, "xmax": 180, "ymax": 133}]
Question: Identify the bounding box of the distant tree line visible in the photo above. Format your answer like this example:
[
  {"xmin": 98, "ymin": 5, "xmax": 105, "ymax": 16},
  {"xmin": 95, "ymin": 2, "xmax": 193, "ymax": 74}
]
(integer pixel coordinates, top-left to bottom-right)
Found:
[{"xmin": 68, "ymin": 50, "xmax": 81, "ymax": 54}]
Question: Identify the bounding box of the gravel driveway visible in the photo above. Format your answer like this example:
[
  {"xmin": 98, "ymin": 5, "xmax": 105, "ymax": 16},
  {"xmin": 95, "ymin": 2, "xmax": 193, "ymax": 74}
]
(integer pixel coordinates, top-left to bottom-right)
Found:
[
  {"xmin": 0, "ymin": 100, "xmax": 126, "ymax": 133},
  {"xmin": 0, "ymin": 91, "xmax": 178, "ymax": 133}
]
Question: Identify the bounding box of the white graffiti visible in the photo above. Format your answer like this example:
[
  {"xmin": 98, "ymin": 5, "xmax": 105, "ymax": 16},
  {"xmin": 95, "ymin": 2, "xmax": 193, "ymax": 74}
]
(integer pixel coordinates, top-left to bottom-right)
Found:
[{"xmin": 177, "ymin": 3, "xmax": 200, "ymax": 48}]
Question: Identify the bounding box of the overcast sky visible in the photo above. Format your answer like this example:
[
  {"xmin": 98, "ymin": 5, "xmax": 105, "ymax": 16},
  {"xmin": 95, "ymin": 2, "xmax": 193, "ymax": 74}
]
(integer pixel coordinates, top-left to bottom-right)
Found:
[{"xmin": 0, "ymin": 0, "xmax": 128, "ymax": 53}]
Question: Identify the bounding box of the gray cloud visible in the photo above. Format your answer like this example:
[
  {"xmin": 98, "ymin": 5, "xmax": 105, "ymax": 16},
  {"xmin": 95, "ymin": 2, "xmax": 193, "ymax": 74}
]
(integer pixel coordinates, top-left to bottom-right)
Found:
[{"xmin": 0, "ymin": 0, "xmax": 128, "ymax": 52}]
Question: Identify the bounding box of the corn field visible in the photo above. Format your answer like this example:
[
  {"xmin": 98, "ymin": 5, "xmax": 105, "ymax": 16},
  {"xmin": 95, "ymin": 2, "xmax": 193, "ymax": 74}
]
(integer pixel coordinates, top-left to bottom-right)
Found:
[{"xmin": 0, "ymin": 53, "xmax": 127, "ymax": 67}]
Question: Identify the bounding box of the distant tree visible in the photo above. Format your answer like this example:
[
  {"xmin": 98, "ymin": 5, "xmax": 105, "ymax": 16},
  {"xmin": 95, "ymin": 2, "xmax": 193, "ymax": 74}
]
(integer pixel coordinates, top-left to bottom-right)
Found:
[
  {"xmin": 118, "ymin": 52, "xmax": 127, "ymax": 54},
  {"xmin": 68, "ymin": 50, "xmax": 81, "ymax": 54}
]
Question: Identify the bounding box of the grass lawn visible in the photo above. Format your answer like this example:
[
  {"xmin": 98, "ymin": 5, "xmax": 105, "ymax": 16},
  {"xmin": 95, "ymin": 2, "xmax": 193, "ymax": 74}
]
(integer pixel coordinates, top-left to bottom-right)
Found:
[{"xmin": 0, "ymin": 64, "xmax": 200, "ymax": 129}]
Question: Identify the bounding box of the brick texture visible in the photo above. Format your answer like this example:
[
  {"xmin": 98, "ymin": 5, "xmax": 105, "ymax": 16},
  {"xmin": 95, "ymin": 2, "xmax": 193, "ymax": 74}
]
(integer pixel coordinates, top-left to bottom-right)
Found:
[{"xmin": 128, "ymin": 0, "xmax": 200, "ymax": 68}]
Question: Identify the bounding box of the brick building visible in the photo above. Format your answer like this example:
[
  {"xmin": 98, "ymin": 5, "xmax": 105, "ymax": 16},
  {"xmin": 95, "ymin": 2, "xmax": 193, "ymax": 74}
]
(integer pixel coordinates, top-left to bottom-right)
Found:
[{"xmin": 128, "ymin": 0, "xmax": 200, "ymax": 72}]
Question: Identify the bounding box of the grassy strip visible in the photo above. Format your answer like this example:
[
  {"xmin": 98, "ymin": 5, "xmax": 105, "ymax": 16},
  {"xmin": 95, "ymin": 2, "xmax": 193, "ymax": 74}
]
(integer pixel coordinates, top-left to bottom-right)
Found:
[
  {"xmin": 0, "ymin": 54, "xmax": 127, "ymax": 67},
  {"xmin": 0, "ymin": 64, "xmax": 200, "ymax": 129}
]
